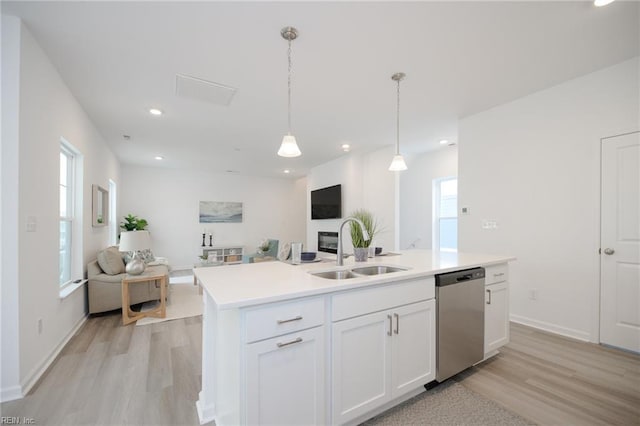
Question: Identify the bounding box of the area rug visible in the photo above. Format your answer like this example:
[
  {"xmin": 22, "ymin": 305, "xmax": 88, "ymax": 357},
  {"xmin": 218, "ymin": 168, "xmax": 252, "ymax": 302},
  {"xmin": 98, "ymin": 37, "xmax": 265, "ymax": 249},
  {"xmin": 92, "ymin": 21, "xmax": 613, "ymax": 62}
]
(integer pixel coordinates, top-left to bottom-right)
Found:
[
  {"xmin": 362, "ymin": 380, "xmax": 533, "ymax": 425},
  {"xmin": 135, "ymin": 276, "xmax": 202, "ymax": 326}
]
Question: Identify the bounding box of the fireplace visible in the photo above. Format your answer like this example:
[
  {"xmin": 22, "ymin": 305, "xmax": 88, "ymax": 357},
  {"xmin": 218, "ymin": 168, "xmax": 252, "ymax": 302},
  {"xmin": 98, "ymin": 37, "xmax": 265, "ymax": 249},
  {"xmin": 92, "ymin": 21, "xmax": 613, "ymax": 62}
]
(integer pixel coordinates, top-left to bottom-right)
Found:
[{"xmin": 317, "ymin": 231, "xmax": 338, "ymax": 254}]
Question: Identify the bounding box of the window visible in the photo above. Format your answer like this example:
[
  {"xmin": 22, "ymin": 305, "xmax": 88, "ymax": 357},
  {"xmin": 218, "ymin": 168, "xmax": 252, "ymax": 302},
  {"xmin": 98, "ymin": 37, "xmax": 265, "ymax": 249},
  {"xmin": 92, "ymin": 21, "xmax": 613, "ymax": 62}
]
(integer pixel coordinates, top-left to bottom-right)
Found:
[
  {"xmin": 59, "ymin": 139, "xmax": 83, "ymax": 287},
  {"xmin": 434, "ymin": 177, "xmax": 458, "ymax": 252},
  {"xmin": 108, "ymin": 179, "xmax": 117, "ymax": 246}
]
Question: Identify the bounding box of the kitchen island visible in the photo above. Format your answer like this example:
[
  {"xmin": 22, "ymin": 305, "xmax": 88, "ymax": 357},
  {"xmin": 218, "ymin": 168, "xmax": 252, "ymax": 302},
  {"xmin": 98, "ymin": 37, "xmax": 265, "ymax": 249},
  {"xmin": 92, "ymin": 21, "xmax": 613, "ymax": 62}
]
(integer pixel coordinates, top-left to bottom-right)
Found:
[{"xmin": 195, "ymin": 250, "xmax": 515, "ymax": 426}]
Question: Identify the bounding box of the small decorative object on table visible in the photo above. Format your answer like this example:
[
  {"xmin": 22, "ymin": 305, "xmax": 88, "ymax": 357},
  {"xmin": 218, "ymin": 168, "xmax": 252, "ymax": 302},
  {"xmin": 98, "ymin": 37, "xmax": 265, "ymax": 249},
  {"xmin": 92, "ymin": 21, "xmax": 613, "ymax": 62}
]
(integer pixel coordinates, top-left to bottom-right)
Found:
[
  {"xmin": 301, "ymin": 252, "xmax": 316, "ymax": 262},
  {"xmin": 209, "ymin": 233, "xmax": 213, "ymax": 247},
  {"xmin": 119, "ymin": 230, "xmax": 152, "ymax": 275},
  {"xmin": 257, "ymin": 239, "xmax": 271, "ymax": 255},
  {"xmin": 201, "ymin": 233, "xmax": 206, "ymax": 247}
]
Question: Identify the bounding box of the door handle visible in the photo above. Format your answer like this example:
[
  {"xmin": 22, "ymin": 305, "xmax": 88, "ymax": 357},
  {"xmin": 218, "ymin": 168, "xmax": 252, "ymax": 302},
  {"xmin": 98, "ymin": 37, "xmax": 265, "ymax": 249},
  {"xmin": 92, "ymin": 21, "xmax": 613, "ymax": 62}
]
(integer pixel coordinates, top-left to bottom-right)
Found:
[
  {"xmin": 387, "ymin": 315, "xmax": 393, "ymax": 336},
  {"xmin": 603, "ymin": 248, "xmax": 615, "ymax": 255},
  {"xmin": 394, "ymin": 313, "xmax": 399, "ymax": 334},
  {"xmin": 486, "ymin": 289, "xmax": 492, "ymax": 305}
]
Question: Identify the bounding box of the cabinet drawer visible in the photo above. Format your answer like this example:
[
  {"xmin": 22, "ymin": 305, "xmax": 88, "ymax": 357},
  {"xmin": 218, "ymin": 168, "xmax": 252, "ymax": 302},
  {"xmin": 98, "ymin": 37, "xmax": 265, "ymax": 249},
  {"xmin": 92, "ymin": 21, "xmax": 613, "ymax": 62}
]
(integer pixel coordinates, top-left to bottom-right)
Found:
[
  {"xmin": 244, "ymin": 297, "xmax": 325, "ymax": 343},
  {"xmin": 485, "ymin": 263, "xmax": 508, "ymax": 285},
  {"xmin": 332, "ymin": 278, "xmax": 434, "ymax": 322}
]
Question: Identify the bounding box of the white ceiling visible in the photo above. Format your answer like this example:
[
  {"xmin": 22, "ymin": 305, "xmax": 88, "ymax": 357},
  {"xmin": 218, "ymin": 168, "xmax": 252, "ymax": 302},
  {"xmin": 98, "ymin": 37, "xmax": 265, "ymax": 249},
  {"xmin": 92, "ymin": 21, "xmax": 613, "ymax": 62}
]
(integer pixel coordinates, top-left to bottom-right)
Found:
[{"xmin": 3, "ymin": 1, "xmax": 638, "ymax": 178}]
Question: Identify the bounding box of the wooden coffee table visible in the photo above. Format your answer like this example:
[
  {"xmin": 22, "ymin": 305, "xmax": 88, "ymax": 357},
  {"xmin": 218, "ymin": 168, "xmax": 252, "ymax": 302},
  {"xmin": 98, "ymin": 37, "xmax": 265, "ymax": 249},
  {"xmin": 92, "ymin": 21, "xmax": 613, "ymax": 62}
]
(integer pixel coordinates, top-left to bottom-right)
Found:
[{"xmin": 121, "ymin": 272, "xmax": 167, "ymax": 325}]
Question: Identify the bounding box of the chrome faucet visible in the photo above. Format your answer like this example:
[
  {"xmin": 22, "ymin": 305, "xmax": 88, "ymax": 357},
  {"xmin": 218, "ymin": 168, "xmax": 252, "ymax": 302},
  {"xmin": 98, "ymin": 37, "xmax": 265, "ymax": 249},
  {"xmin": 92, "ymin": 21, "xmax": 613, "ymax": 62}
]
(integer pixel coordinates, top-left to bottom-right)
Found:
[{"xmin": 337, "ymin": 217, "xmax": 370, "ymax": 266}]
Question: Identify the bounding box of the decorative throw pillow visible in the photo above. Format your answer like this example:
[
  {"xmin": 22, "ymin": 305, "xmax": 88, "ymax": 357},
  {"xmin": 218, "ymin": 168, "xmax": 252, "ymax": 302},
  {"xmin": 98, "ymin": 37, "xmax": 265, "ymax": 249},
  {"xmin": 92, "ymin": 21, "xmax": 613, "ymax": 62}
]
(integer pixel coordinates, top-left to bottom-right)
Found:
[
  {"xmin": 138, "ymin": 248, "xmax": 156, "ymax": 264},
  {"xmin": 97, "ymin": 246, "xmax": 126, "ymax": 275},
  {"xmin": 277, "ymin": 242, "xmax": 291, "ymax": 262}
]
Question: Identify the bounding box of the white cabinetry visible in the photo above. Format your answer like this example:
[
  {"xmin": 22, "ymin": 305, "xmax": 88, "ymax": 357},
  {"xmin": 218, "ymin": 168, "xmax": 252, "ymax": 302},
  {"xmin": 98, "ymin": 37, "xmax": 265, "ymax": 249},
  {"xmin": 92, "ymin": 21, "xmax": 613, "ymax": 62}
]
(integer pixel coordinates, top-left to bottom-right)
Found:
[
  {"xmin": 331, "ymin": 279, "xmax": 435, "ymax": 425},
  {"xmin": 244, "ymin": 297, "xmax": 325, "ymax": 426},
  {"xmin": 201, "ymin": 245, "xmax": 244, "ymax": 264},
  {"xmin": 484, "ymin": 263, "xmax": 510, "ymax": 357},
  {"xmin": 246, "ymin": 326, "xmax": 325, "ymax": 425}
]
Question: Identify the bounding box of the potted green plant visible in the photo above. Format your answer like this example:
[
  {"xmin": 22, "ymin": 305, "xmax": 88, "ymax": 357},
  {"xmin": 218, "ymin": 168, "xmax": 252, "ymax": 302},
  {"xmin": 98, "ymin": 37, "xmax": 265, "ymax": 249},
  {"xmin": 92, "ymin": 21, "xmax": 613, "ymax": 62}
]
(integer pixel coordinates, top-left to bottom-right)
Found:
[
  {"xmin": 349, "ymin": 209, "xmax": 378, "ymax": 262},
  {"xmin": 257, "ymin": 239, "xmax": 271, "ymax": 255},
  {"xmin": 120, "ymin": 214, "xmax": 148, "ymax": 231}
]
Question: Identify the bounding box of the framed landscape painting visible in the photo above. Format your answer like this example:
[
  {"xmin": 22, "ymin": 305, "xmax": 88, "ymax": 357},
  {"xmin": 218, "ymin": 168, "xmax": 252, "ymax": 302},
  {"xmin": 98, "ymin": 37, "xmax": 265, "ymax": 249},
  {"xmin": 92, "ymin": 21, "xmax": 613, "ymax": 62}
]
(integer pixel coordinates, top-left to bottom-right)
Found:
[{"xmin": 199, "ymin": 201, "xmax": 243, "ymax": 223}]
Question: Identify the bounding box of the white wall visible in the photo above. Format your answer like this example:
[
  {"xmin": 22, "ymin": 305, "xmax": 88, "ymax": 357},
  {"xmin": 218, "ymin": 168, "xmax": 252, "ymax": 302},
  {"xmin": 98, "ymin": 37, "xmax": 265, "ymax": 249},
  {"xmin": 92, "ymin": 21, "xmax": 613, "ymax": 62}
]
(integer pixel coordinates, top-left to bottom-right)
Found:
[
  {"xmin": 459, "ymin": 57, "xmax": 639, "ymax": 342},
  {"xmin": 1, "ymin": 15, "xmax": 22, "ymax": 402},
  {"xmin": 119, "ymin": 166, "xmax": 306, "ymax": 269},
  {"xmin": 399, "ymin": 147, "xmax": 458, "ymax": 250},
  {"xmin": 306, "ymin": 146, "xmax": 397, "ymax": 255},
  {"xmin": 1, "ymin": 18, "xmax": 120, "ymax": 400}
]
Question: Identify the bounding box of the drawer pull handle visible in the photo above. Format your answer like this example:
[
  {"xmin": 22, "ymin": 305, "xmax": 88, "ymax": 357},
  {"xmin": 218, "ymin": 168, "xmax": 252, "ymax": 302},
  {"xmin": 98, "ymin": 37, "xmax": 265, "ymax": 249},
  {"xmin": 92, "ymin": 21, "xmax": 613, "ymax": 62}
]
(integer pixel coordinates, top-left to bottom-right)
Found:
[
  {"xmin": 394, "ymin": 313, "xmax": 399, "ymax": 334},
  {"xmin": 387, "ymin": 315, "xmax": 393, "ymax": 336},
  {"xmin": 277, "ymin": 315, "xmax": 303, "ymax": 324},
  {"xmin": 493, "ymin": 272, "xmax": 505, "ymax": 277},
  {"xmin": 486, "ymin": 289, "xmax": 492, "ymax": 305},
  {"xmin": 277, "ymin": 337, "xmax": 303, "ymax": 348}
]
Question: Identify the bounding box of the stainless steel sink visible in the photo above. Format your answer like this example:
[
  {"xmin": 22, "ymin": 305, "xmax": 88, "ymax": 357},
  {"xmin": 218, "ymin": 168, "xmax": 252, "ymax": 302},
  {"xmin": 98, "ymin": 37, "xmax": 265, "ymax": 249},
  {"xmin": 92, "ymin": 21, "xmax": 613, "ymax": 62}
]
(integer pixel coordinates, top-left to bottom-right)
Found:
[
  {"xmin": 351, "ymin": 265, "xmax": 408, "ymax": 276},
  {"xmin": 311, "ymin": 270, "xmax": 358, "ymax": 280}
]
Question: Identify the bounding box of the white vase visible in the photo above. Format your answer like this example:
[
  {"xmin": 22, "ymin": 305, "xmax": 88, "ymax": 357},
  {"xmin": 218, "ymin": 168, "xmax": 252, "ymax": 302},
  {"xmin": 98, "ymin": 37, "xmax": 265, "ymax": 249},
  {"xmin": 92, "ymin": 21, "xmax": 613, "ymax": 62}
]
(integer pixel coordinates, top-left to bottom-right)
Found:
[{"xmin": 353, "ymin": 247, "xmax": 368, "ymax": 262}]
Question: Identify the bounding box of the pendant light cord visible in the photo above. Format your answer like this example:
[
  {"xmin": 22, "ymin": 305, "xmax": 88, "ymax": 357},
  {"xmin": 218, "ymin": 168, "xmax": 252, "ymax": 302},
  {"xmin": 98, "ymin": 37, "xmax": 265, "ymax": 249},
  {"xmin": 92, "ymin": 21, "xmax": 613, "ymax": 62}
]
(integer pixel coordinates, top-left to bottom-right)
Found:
[
  {"xmin": 396, "ymin": 78, "xmax": 400, "ymax": 155},
  {"xmin": 287, "ymin": 39, "xmax": 292, "ymax": 134}
]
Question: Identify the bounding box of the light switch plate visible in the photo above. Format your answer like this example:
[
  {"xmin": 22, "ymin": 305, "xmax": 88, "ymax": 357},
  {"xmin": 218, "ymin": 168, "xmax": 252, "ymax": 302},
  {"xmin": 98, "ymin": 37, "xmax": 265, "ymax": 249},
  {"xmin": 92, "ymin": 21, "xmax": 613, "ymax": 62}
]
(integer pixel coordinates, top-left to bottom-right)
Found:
[{"xmin": 26, "ymin": 216, "xmax": 37, "ymax": 232}]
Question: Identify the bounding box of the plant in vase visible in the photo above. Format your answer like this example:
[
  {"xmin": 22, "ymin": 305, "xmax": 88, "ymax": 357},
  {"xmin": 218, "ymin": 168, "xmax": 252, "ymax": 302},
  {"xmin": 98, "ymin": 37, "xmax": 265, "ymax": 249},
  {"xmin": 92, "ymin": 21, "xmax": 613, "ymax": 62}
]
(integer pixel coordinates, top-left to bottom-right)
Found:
[
  {"xmin": 120, "ymin": 214, "xmax": 148, "ymax": 231},
  {"xmin": 349, "ymin": 209, "xmax": 378, "ymax": 262},
  {"xmin": 257, "ymin": 239, "xmax": 271, "ymax": 256}
]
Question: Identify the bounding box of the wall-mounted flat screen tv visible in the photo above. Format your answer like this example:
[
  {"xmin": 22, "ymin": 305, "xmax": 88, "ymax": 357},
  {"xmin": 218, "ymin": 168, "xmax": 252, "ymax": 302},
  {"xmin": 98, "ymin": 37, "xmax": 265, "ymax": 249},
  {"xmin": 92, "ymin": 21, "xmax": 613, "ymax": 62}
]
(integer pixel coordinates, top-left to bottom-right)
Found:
[{"xmin": 311, "ymin": 184, "xmax": 342, "ymax": 220}]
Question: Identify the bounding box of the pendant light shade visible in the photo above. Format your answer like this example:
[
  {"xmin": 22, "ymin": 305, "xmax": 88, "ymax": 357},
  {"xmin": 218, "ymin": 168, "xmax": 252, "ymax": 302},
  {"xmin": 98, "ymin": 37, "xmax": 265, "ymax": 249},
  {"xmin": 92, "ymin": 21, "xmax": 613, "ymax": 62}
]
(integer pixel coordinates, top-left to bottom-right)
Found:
[
  {"xmin": 278, "ymin": 134, "xmax": 302, "ymax": 157},
  {"xmin": 388, "ymin": 154, "xmax": 408, "ymax": 171},
  {"xmin": 388, "ymin": 72, "xmax": 408, "ymax": 172},
  {"xmin": 278, "ymin": 27, "xmax": 302, "ymax": 158}
]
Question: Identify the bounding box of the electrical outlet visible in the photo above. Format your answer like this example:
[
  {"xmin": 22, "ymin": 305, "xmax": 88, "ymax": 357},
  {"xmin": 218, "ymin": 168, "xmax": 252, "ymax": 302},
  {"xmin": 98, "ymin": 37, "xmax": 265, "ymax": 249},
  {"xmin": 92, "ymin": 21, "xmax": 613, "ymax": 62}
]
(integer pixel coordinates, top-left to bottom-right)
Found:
[
  {"xmin": 37, "ymin": 318, "xmax": 43, "ymax": 334},
  {"xmin": 461, "ymin": 206, "xmax": 470, "ymax": 215},
  {"xmin": 529, "ymin": 289, "xmax": 538, "ymax": 300}
]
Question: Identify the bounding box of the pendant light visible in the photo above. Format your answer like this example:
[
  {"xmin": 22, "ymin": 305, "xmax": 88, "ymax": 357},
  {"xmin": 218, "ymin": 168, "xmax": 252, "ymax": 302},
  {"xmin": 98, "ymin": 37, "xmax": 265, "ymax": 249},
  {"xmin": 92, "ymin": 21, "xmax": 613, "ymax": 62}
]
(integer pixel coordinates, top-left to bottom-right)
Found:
[
  {"xmin": 388, "ymin": 72, "xmax": 408, "ymax": 171},
  {"xmin": 277, "ymin": 27, "xmax": 302, "ymax": 158}
]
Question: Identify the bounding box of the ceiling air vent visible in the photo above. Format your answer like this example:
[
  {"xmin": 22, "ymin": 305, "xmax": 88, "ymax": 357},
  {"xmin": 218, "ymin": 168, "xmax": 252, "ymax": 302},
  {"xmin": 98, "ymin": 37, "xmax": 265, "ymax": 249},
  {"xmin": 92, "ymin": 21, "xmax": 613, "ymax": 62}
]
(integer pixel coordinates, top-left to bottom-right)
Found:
[{"xmin": 175, "ymin": 74, "xmax": 237, "ymax": 106}]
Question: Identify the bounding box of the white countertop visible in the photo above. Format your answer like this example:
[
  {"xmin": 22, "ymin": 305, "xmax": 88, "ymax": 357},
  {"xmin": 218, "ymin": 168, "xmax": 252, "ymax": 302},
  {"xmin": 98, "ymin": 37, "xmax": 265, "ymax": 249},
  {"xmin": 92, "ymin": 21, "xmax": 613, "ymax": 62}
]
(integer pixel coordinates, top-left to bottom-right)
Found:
[{"xmin": 194, "ymin": 249, "xmax": 515, "ymax": 310}]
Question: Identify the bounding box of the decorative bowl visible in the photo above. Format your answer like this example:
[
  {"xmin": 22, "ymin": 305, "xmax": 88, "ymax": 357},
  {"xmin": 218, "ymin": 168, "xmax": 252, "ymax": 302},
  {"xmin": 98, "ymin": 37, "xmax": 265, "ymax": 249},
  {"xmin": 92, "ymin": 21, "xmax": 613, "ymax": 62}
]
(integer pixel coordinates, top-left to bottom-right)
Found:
[{"xmin": 301, "ymin": 251, "xmax": 317, "ymax": 261}]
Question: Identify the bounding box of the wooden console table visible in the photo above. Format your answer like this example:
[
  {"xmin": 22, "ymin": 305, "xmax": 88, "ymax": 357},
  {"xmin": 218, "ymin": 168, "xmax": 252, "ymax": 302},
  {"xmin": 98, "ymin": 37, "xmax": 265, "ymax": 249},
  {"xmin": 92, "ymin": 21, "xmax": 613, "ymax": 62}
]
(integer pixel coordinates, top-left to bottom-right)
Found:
[{"xmin": 121, "ymin": 272, "xmax": 167, "ymax": 325}]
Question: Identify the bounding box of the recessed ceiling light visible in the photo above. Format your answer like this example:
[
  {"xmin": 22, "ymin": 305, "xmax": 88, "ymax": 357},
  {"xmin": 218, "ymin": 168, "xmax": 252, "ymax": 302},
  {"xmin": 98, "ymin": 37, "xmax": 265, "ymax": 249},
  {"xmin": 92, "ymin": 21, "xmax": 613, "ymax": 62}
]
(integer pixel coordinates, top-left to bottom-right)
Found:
[
  {"xmin": 149, "ymin": 108, "xmax": 163, "ymax": 116},
  {"xmin": 341, "ymin": 144, "xmax": 350, "ymax": 152},
  {"xmin": 283, "ymin": 169, "xmax": 291, "ymax": 174},
  {"xmin": 154, "ymin": 156, "xmax": 164, "ymax": 160},
  {"xmin": 594, "ymin": 0, "xmax": 615, "ymax": 6},
  {"xmin": 439, "ymin": 140, "xmax": 449, "ymax": 145}
]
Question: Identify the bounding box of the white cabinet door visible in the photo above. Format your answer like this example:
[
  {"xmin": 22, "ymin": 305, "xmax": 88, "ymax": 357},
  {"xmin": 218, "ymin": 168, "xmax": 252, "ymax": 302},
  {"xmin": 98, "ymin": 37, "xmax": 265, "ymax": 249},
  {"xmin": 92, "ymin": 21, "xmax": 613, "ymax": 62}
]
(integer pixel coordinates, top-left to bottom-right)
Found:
[
  {"xmin": 391, "ymin": 300, "xmax": 436, "ymax": 398},
  {"xmin": 485, "ymin": 281, "xmax": 509, "ymax": 355},
  {"xmin": 332, "ymin": 300, "xmax": 436, "ymax": 425},
  {"xmin": 245, "ymin": 326, "xmax": 325, "ymax": 426},
  {"xmin": 332, "ymin": 310, "xmax": 392, "ymax": 425}
]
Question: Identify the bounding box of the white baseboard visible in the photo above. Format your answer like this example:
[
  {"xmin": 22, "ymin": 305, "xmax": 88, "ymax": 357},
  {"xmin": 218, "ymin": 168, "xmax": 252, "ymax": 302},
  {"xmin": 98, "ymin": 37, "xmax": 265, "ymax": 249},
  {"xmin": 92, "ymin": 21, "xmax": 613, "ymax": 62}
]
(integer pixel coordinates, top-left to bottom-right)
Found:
[
  {"xmin": 20, "ymin": 314, "xmax": 88, "ymax": 397},
  {"xmin": 510, "ymin": 314, "xmax": 591, "ymax": 342},
  {"xmin": 0, "ymin": 385, "xmax": 23, "ymax": 403},
  {"xmin": 196, "ymin": 397, "xmax": 215, "ymax": 425}
]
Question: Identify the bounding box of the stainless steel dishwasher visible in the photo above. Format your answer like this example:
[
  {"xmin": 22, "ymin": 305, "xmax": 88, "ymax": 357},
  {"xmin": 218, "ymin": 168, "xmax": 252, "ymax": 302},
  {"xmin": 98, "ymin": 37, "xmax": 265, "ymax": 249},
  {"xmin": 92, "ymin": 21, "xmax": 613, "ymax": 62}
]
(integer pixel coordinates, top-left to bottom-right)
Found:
[{"xmin": 435, "ymin": 267, "xmax": 485, "ymax": 382}]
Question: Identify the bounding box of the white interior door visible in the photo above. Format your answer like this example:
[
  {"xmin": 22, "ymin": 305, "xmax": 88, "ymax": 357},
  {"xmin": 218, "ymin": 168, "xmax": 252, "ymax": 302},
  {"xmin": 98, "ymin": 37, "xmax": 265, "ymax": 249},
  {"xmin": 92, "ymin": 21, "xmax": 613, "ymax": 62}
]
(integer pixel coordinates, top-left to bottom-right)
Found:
[{"xmin": 600, "ymin": 131, "xmax": 640, "ymax": 353}]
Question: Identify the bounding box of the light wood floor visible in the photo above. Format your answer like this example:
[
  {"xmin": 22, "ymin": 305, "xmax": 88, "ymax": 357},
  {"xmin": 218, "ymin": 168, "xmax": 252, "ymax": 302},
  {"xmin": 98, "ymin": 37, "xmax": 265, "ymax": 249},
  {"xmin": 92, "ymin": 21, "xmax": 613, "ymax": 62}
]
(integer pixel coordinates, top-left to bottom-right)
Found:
[
  {"xmin": 2, "ymin": 316, "xmax": 638, "ymax": 425},
  {"xmin": 458, "ymin": 323, "xmax": 640, "ymax": 425}
]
